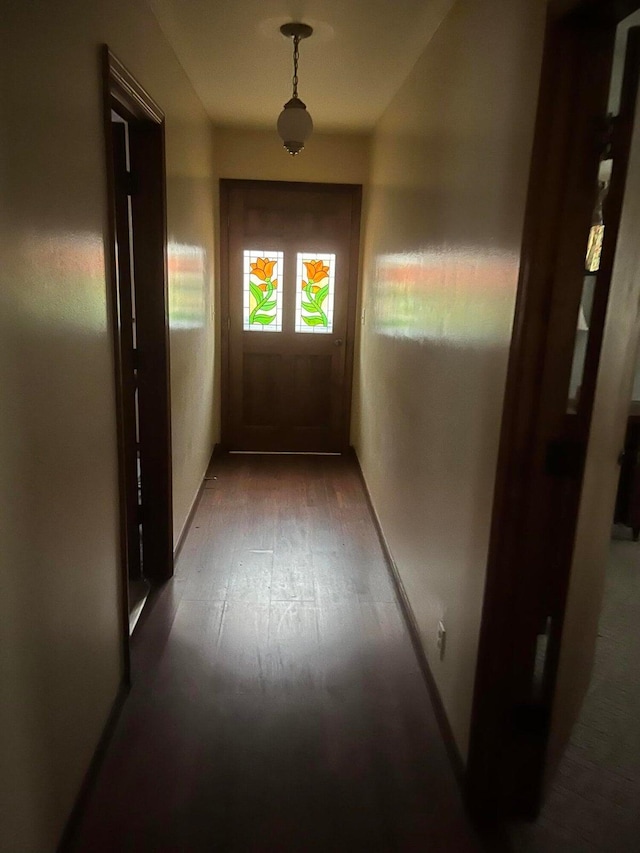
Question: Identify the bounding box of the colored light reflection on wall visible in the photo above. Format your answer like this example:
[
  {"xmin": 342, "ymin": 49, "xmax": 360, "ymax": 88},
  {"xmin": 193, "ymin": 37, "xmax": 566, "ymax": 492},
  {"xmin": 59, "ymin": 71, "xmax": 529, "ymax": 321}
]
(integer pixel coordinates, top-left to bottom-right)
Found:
[
  {"xmin": 22, "ymin": 231, "xmax": 106, "ymax": 330},
  {"xmin": 371, "ymin": 249, "xmax": 519, "ymax": 343},
  {"xmin": 168, "ymin": 242, "xmax": 207, "ymax": 330}
]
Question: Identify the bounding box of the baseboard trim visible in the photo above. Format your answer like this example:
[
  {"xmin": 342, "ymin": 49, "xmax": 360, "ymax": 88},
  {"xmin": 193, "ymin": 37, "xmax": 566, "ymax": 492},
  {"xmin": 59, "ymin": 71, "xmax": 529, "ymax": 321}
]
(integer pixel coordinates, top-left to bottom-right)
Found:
[
  {"xmin": 350, "ymin": 447, "xmax": 466, "ymax": 785},
  {"xmin": 173, "ymin": 443, "xmax": 220, "ymax": 562},
  {"xmin": 57, "ymin": 681, "xmax": 129, "ymax": 852}
]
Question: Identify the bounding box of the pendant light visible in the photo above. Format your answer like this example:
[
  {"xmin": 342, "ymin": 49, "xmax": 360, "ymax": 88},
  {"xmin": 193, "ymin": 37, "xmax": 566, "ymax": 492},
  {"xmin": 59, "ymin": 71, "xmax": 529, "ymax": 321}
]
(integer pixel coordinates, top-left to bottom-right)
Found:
[{"xmin": 277, "ymin": 23, "xmax": 313, "ymax": 156}]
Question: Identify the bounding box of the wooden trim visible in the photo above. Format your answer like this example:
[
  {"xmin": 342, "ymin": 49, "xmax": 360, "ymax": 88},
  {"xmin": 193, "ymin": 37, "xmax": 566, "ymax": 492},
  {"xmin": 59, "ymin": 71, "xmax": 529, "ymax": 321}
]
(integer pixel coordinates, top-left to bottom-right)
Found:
[
  {"xmin": 101, "ymin": 48, "xmax": 132, "ymax": 683},
  {"xmin": 550, "ymin": 0, "xmax": 640, "ymax": 22},
  {"xmin": 101, "ymin": 45, "xmax": 173, "ymax": 685},
  {"xmin": 128, "ymin": 113, "xmax": 174, "ymax": 582},
  {"xmin": 342, "ymin": 188, "xmax": 363, "ymax": 451},
  {"xmin": 350, "ymin": 448, "xmax": 465, "ymax": 785},
  {"xmin": 104, "ymin": 46, "xmax": 173, "ymax": 587},
  {"xmin": 106, "ymin": 49, "xmax": 164, "ymax": 123},
  {"xmin": 173, "ymin": 444, "xmax": 220, "ymax": 562},
  {"xmin": 56, "ymin": 682, "xmax": 129, "ymax": 852},
  {"xmin": 220, "ymin": 177, "xmax": 365, "ymax": 195},
  {"xmin": 219, "ymin": 182, "xmax": 231, "ymax": 451}
]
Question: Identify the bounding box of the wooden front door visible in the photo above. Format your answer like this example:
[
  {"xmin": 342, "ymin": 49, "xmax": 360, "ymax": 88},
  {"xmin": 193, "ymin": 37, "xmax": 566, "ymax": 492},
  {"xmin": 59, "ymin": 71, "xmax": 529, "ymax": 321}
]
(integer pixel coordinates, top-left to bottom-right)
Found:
[{"xmin": 221, "ymin": 180, "xmax": 361, "ymax": 452}]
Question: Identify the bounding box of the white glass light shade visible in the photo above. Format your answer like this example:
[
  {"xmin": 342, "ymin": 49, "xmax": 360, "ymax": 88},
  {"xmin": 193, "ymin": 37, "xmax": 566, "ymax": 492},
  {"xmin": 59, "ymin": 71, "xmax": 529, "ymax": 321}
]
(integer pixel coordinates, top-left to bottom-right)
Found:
[{"xmin": 277, "ymin": 97, "xmax": 313, "ymax": 155}]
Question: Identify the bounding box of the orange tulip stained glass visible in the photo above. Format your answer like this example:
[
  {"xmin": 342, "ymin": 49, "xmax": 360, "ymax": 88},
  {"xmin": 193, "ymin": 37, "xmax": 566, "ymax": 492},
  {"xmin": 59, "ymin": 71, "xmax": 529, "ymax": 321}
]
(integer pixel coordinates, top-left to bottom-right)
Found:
[
  {"xmin": 243, "ymin": 250, "xmax": 283, "ymax": 331},
  {"xmin": 295, "ymin": 253, "xmax": 336, "ymax": 334}
]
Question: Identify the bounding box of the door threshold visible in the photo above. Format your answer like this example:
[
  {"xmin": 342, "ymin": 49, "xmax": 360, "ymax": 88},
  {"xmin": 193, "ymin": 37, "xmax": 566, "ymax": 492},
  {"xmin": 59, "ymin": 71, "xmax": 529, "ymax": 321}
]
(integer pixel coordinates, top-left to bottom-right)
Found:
[{"xmin": 228, "ymin": 451, "xmax": 342, "ymax": 456}]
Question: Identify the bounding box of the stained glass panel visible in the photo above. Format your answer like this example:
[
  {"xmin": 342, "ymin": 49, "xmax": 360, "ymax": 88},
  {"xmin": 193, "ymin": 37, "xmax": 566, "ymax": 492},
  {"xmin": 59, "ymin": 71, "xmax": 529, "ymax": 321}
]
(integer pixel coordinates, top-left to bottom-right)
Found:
[
  {"xmin": 585, "ymin": 224, "xmax": 604, "ymax": 273},
  {"xmin": 295, "ymin": 253, "xmax": 336, "ymax": 334},
  {"xmin": 243, "ymin": 250, "xmax": 283, "ymax": 332}
]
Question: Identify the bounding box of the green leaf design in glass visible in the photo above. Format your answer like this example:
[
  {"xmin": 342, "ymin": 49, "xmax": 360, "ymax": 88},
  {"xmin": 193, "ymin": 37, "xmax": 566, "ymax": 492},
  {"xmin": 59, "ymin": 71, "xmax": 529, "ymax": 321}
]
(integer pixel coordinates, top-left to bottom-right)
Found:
[{"xmin": 247, "ymin": 255, "xmax": 279, "ymax": 327}]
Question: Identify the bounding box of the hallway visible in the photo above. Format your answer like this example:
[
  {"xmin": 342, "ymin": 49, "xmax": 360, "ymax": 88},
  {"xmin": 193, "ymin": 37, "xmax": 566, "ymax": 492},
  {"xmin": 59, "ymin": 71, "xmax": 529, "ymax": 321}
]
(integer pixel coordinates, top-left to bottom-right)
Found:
[{"xmin": 68, "ymin": 454, "xmax": 481, "ymax": 852}]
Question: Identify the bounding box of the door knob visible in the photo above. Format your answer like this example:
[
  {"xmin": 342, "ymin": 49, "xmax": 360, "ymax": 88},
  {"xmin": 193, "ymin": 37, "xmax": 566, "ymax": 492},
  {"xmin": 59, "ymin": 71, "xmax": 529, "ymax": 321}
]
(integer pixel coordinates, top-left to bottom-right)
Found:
[{"xmin": 334, "ymin": 338, "xmax": 343, "ymax": 346}]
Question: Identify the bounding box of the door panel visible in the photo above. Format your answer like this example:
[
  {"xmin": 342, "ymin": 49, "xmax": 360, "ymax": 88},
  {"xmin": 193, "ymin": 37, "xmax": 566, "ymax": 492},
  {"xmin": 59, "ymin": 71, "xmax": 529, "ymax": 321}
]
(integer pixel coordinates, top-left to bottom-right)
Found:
[
  {"xmin": 222, "ymin": 180, "xmax": 361, "ymax": 452},
  {"xmin": 291, "ymin": 354, "xmax": 332, "ymax": 427},
  {"xmin": 243, "ymin": 353, "xmax": 283, "ymax": 426}
]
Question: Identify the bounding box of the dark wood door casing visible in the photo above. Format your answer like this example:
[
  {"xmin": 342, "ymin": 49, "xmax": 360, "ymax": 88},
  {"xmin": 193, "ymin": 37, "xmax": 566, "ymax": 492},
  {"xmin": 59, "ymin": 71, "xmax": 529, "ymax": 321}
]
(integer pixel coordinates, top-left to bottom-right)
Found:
[
  {"xmin": 102, "ymin": 47, "xmax": 174, "ymax": 678},
  {"xmin": 111, "ymin": 121, "xmax": 142, "ymax": 585},
  {"xmin": 126, "ymin": 117, "xmax": 173, "ymax": 581},
  {"xmin": 220, "ymin": 180, "xmax": 361, "ymax": 453}
]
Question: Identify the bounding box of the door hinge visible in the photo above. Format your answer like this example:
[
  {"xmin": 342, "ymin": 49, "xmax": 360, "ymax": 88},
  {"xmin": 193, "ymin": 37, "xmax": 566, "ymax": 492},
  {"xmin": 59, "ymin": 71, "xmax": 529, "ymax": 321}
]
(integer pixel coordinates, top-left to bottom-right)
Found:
[
  {"xmin": 132, "ymin": 348, "xmax": 140, "ymax": 371},
  {"xmin": 545, "ymin": 437, "xmax": 584, "ymax": 478}
]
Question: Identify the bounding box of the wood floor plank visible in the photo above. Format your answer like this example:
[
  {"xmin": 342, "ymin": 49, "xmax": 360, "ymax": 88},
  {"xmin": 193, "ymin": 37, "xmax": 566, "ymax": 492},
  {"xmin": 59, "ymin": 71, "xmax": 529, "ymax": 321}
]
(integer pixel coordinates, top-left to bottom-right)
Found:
[
  {"xmin": 270, "ymin": 552, "xmax": 316, "ymax": 602},
  {"xmin": 266, "ymin": 601, "xmax": 320, "ymax": 689},
  {"xmin": 225, "ymin": 548, "xmax": 273, "ymax": 604},
  {"xmin": 68, "ymin": 453, "xmax": 482, "ymax": 853},
  {"xmin": 215, "ymin": 600, "xmax": 271, "ymax": 692}
]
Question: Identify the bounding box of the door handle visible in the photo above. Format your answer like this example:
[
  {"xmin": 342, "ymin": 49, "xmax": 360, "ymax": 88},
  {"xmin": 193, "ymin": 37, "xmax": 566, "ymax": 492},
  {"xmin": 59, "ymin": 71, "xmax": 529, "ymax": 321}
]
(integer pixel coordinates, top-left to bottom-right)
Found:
[{"xmin": 334, "ymin": 338, "xmax": 343, "ymax": 347}]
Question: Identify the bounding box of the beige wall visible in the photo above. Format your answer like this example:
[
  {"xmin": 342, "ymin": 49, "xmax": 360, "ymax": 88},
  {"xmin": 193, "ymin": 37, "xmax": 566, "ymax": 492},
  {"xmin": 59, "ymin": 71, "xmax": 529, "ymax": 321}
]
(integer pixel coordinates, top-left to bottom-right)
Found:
[
  {"xmin": 353, "ymin": 0, "xmax": 545, "ymax": 757},
  {"xmin": 0, "ymin": 1, "xmax": 216, "ymax": 849},
  {"xmin": 214, "ymin": 127, "xmax": 370, "ymax": 185}
]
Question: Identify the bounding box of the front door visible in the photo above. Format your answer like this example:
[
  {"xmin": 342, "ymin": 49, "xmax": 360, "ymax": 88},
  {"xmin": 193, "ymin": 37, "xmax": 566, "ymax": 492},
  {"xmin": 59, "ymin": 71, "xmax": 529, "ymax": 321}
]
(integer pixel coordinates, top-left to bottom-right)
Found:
[{"xmin": 221, "ymin": 180, "xmax": 361, "ymax": 452}]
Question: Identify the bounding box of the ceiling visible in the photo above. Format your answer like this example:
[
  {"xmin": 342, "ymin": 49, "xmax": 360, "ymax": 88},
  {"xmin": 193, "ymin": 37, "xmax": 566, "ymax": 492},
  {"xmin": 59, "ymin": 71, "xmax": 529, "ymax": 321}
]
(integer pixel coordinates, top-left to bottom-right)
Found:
[{"xmin": 146, "ymin": 0, "xmax": 455, "ymax": 132}]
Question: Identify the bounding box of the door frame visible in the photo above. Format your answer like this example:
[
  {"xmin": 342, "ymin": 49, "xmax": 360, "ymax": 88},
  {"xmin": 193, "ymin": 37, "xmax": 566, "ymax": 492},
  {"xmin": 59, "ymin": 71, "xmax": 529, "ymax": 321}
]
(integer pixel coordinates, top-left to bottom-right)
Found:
[
  {"xmin": 102, "ymin": 47, "xmax": 174, "ymax": 679},
  {"xmin": 466, "ymin": 0, "xmax": 640, "ymax": 820},
  {"xmin": 219, "ymin": 178, "xmax": 362, "ymax": 453}
]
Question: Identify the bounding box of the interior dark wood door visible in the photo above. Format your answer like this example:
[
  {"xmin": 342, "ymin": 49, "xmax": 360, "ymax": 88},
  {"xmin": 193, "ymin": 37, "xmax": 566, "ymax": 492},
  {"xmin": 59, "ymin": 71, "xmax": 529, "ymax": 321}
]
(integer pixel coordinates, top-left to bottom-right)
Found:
[
  {"xmin": 468, "ymin": 13, "xmax": 640, "ymax": 819},
  {"xmin": 221, "ymin": 180, "xmax": 361, "ymax": 453},
  {"xmin": 103, "ymin": 47, "xmax": 174, "ymax": 598},
  {"xmin": 111, "ymin": 118, "xmax": 142, "ymax": 585}
]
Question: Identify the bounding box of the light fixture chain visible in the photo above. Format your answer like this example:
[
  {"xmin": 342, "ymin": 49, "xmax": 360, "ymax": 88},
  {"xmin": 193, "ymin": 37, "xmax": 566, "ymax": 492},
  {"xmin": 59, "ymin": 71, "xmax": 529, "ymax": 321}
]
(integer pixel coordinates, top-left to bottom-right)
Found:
[
  {"xmin": 277, "ymin": 22, "xmax": 313, "ymax": 155},
  {"xmin": 292, "ymin": 35, "xmax": 299, "ymax": 99}
]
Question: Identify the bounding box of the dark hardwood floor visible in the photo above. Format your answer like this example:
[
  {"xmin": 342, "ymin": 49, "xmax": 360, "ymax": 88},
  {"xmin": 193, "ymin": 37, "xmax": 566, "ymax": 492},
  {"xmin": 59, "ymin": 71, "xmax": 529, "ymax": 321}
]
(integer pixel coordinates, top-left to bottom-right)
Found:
[{"xmin": 68, "ymin": 453, "xmax": 482, "ymax": 852}]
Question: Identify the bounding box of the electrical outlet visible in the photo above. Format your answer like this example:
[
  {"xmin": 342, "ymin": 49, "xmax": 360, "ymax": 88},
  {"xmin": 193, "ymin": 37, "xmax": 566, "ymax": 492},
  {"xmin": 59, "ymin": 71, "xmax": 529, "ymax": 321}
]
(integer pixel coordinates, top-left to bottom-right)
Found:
[{"xmin": 437, "ymin": 621, "xmax": 446, "ymax": 660}]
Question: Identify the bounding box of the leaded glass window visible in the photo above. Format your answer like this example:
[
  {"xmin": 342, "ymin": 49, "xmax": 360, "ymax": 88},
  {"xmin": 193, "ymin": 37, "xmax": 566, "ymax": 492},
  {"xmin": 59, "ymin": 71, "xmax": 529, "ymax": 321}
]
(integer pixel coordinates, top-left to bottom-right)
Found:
[
  {"xmin": 295, "ymin": 253, "xmax": 336, "ymax": 334},
  {"xmin": 243, "ymin": 250, "xmax": 283, "ymax": 331}
]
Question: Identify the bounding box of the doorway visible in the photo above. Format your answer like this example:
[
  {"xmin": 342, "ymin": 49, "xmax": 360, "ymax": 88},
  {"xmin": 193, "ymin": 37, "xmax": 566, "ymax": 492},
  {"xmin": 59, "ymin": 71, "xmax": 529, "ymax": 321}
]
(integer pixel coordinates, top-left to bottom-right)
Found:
[
  {"xmin": 102, "ymin": 49, "xmax": 174, "ymax": 668},
  {"xmin": 220, "ymin": 180, "xmax": 361, "ymax": 453},
  {"xmin": 467, "ymin": 0, "xmax": 640, "ymax": 822}
]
